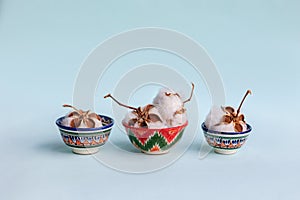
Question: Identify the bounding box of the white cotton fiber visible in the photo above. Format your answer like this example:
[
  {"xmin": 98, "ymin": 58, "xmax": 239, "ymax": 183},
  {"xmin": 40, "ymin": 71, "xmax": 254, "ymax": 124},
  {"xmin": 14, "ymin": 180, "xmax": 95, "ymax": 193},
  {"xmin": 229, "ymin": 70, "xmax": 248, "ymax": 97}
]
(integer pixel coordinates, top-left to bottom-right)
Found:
[
  {"xmin": 124, "ymin": 105, "xmax": 167, "ymax": 128},
  {"xmin": 205, "ymin": 106, "xmax": 247, "ymax": 132},
  {"xmin": 62, "ymin": 112, "xmax": 103, "ymax": 128},
  {"xmin": 153, "ymin": 87, "xmax": 187, "ymax": 127}
]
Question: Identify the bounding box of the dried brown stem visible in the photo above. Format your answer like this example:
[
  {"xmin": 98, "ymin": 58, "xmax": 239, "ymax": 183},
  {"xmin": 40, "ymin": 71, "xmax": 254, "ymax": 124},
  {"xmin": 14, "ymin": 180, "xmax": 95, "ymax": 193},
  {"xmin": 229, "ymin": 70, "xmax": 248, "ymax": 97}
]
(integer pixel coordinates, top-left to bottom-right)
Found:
[
  {"xmin": 63, "ymin": 104, "xmax": 80, "ymax": 112},
  {"xmin": 183, "ymin": 83, "xmax": 195, "ymax": 104},
  {"xmin": 236, "ymin": 90, "xmax": 252, "ymax": 116},
  {"xmin": 104, "ymin": 94, "xmax": 138, "ymax": 111}
]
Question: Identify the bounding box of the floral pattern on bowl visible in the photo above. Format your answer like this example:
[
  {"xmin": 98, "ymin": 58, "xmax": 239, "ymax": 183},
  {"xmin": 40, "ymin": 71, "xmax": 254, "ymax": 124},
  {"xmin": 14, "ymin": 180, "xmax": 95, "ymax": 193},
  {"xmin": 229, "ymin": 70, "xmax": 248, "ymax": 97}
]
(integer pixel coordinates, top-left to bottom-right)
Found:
[
  {"xmin": 202, "ymin": 122, "xmax": 252, "ymax": 155},
  {"xmin": 56, "ymin": 115, "xmax": 114, "ymax": 154}
]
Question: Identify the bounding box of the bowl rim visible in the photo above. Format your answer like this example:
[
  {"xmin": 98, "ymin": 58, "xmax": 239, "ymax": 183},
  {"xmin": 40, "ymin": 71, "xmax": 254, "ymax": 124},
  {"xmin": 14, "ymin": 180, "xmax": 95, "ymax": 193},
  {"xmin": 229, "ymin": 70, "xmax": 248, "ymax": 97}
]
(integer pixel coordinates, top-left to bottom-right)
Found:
[
  {"xmin": 201, "ymin": 122, "xmax": 252, "ymax": 135},
  {"xmin": 56, "ymin": 114, "xmax": 114, "ymax": 131},
  {"xmin": 122, "ymin": 120, "xmax": 188, "ymax": 131}
]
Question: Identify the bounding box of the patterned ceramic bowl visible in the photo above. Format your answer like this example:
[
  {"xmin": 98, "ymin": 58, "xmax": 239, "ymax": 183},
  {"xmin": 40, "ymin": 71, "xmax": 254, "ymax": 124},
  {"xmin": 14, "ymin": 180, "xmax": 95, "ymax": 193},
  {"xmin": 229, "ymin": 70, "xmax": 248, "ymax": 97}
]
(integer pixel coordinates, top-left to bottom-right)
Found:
[
  {"xmin": 202, "ymin": 122, "xmax": 252, "ymax": 155},
  {"xmin": 122, "ymin": 121, "xmax": 188, "ymax": 155},
  {"xmin": 56, "ymin": 115, "xmax": 114, "ymax": 155}
]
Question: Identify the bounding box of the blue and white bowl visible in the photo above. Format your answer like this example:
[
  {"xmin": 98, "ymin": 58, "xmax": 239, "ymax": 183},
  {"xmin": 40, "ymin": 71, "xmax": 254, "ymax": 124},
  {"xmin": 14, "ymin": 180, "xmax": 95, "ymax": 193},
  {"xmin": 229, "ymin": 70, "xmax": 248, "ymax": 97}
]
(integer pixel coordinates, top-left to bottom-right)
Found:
[
  {"xmin": 56, "ymin": 115, "xmax": 114, "ymax": 155},
  {"xmin": 201, "ymin": 122, "xmax": 252, "ymax": 154}
]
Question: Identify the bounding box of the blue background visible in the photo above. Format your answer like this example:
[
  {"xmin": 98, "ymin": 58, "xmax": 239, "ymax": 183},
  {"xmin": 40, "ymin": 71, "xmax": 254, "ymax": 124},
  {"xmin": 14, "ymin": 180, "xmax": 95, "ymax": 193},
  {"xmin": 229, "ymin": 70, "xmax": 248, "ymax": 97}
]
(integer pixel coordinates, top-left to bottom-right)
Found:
[{"xmin": 1, "ymin": 0, "xmax": 299, "ymax": 199}]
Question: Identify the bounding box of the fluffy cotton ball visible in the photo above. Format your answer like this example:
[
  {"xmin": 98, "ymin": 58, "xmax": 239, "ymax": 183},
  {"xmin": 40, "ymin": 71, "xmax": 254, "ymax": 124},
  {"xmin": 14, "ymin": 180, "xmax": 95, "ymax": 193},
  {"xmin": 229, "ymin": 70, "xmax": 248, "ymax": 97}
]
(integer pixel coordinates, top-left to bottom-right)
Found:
[
  {"xmin": 153, "ymin": 87, "xmax": 187, "ymax": 127},
  {"xmin": 204, "ymin": 106, "xmax": 225, "ymax": 129},
  {"xmin": 62, "ymin": 112, "xmax": 103, "ymax": 128},
  {"xmin": 205, "ymin": 106, "xmax": 247, "ymax": 132},
  {"xmin": 123, "ymin": 106, "xmax": 167, "ymax": 129},
  {"xmin": 153, "ymin": 88, "xmax": 183, "ymax": 113}
]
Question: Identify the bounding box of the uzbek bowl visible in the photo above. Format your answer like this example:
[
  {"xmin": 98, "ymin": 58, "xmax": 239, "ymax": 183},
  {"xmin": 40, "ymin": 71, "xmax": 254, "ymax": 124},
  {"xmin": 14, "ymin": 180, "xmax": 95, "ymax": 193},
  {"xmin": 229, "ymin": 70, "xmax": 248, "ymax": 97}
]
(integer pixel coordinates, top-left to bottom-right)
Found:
[
  {"xmin": 56, "ymin": 115, "xmax": 114, "ymax": 155},
  {"xmin": 202, "ymin": 122, "xmax": 252, "ymax": 155},
  {"xmin": 122, "ymin": 121, "xmax": 188, "ymax": 155}
]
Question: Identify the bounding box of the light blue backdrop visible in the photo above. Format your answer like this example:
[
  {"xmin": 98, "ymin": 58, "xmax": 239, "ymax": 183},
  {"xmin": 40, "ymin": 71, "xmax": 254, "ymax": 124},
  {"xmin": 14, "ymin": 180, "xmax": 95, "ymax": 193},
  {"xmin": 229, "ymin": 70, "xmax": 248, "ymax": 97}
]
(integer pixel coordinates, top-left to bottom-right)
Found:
[{"xmin": 1, "ymin": 0, "xmax": 299, "ymax": 199}]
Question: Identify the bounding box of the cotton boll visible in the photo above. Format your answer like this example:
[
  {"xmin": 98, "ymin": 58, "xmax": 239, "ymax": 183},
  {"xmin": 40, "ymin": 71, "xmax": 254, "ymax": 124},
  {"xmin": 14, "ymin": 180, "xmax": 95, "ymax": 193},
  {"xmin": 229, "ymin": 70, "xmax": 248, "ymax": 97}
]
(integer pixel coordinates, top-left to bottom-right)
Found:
[
  {"xmin": 153, "ymin": 88, "xmax": 183, "ymax": 111},
  {"xmin": 153, "ymin": 88, "xmax": 186, "ymax": 127},
  {"xmin": 205, "ymin": 106, "xmax": 235, "ymax": 132},
  {"xmin": 205, "ymin": 90, "xmax": 252, "ymax": 132},
  {"xmin": 205, "ymin": 106, "xmax": 247, "ymax": 132},
  {"xmin": 61, "ymin": 105, "xmax": 103, "ymax": 128},
  {"xmin": 123, "ymin": 105, "xmax": 166, "ymax": 128},
  {"xmin": 205, "ymin": 106, "xmax": 225, "ymax": 129},
  {"xmin": 62, "ymin": 112, "xmax": 103, "ymax": 128}
]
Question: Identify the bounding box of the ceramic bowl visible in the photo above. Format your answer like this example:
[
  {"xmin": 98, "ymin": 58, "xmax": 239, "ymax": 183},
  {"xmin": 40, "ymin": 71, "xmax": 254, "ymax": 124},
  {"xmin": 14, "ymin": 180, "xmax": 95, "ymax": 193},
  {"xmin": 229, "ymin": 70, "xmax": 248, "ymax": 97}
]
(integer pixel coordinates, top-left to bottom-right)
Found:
[
  {"xmin": 122, "ymin": 121, "xmax": 188, "ymax": 155},
  {"xmin": 56, "ymin": 115, "xmax": 114, "ymax": 155},
  {"xmin": 201, "ymin": 122, "xmax": 252, "ymax": 155}
]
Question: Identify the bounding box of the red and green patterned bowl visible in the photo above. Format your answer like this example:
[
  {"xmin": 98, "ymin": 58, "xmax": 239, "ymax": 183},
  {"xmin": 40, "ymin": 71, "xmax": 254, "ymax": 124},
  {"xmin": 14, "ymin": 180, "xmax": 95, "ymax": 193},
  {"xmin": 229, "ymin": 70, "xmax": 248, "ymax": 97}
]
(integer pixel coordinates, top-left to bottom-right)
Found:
[
  {"xmin": 56, "ymin": 115, "xmax": 114, "ymax": 155},
  {"xmin": 123, "ymin": 121, "xmax": 188, "ymax": 154}
]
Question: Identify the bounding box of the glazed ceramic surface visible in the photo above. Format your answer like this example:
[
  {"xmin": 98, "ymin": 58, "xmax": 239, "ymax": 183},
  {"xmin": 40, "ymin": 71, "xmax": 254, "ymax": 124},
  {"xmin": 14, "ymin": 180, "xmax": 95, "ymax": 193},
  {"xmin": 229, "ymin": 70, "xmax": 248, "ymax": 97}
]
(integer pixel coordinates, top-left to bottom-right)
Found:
[
  {"xmin": 123, "ymin": 121, "xmax": 188, "ymax": 154},
  {"xmin": 202, "ymin": 122, "xmax": 252, "ymax": 154},
  {"xmin": 56, "ymin": 115, "xmax": 114, "ymax": 154}
]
